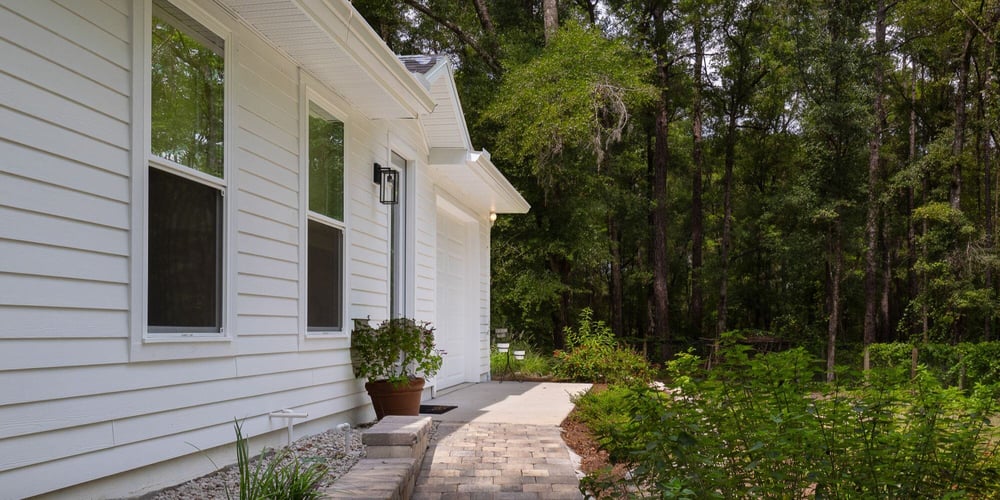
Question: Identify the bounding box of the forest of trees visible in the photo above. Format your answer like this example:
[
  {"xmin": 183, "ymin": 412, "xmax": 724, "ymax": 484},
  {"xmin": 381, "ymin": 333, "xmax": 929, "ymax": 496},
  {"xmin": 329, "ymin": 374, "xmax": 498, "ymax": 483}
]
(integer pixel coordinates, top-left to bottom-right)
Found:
[{"xmin": 354, "ymin": 0, "xmax": 1000, "ymax": 372}]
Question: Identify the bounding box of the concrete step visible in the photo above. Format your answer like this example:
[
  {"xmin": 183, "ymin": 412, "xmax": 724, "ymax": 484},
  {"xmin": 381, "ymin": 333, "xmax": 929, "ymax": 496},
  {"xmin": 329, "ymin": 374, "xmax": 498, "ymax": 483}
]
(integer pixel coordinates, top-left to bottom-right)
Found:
[{"xmin": 322, "ymin": 416, "xmax": 432, "ymax": 500}]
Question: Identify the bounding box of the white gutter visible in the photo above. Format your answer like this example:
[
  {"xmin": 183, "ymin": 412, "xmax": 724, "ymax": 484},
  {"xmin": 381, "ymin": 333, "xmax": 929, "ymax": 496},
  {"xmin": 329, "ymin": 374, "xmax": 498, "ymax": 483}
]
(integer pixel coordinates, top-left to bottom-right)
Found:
[{"xmin": 469, "ymin": 150, "xmax": 530, "ymax": 214}]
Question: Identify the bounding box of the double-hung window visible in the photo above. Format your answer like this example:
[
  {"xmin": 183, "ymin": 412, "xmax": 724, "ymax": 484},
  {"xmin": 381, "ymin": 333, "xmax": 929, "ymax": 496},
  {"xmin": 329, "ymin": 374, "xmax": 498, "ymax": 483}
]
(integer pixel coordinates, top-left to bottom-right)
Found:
[
  {"xmin": 306, "ymin": 103, "xmax": 345, "ymax": 333},
  {"xmin": 147, "ymin": 0, "xmax": 227, "ymax": 335}
]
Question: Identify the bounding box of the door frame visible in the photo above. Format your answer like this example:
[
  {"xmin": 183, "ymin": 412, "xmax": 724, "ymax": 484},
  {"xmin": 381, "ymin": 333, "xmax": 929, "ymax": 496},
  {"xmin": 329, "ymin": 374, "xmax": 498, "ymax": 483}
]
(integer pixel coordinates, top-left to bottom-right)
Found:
[{"xmin": 389, "ymin": 151, "xmax": 410, "ymax": 319}]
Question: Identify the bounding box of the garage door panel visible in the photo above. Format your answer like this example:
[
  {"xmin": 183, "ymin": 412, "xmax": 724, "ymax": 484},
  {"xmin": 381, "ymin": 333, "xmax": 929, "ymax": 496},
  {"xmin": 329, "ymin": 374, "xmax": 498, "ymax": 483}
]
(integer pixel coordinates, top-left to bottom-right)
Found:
[{"xmin": 435, "ymin": 211, "xmax": 467, "ymax": 390}]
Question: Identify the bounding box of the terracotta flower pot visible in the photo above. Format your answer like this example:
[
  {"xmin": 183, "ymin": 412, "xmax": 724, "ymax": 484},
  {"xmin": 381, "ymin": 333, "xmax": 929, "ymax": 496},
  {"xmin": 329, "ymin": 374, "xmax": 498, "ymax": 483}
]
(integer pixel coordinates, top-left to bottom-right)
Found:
[{"xmin": 364, "ymin": 378, "xmax": 425, "ymax": 420}]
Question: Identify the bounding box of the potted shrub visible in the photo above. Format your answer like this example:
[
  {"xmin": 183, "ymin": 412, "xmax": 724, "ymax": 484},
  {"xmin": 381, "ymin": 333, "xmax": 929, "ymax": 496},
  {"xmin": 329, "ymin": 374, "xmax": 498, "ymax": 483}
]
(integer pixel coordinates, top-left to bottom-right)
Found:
[{"xmin": 351, "ymin": 318, "xmax": 443, "ymax": 419}]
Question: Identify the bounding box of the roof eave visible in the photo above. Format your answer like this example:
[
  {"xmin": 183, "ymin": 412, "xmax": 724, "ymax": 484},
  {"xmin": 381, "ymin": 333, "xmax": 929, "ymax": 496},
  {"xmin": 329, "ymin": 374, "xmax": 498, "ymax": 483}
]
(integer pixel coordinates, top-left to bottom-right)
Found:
[
  {"xmin": 469, "ymin": 150, "xmax": 531, "ymax": 214},
  {"xmin": 295, "ymin": 0, "xmax": 435, "ymax": 116}
]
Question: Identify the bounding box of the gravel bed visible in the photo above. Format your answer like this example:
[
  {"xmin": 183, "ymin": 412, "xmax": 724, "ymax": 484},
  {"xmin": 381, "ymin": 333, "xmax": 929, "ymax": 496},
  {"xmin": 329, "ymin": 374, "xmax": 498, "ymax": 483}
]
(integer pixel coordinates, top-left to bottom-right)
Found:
[{"xmin": 149, "ymin": 428, "xmax": 364, "ymax": 499}]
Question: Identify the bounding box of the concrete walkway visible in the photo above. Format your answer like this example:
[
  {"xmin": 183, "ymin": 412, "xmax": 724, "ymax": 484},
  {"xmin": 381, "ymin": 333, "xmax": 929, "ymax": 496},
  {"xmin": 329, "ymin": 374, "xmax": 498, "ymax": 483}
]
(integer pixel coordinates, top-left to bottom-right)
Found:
[{"xmin": 412, "ymin": 381, "xmax": 591, "ymax": 499}]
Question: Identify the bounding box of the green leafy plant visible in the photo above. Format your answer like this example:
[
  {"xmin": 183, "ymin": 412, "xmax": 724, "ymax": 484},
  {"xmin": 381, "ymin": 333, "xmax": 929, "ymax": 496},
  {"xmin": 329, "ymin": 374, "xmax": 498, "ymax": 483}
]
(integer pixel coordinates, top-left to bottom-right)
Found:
[
  {"xmin": 571, "ymin": 385, "xmax": 648, "ymax": 462},
  {"xmin": 579, "ymin": 346, "xmax": 1000, "ymax": 498},
  {"xmin": 230, "ymin": 420, "xmax": 328, "ymax": 500},
  {"xmin": 350, "ymin": 318, "xmax": 443, "ymax": 387},
  {"xmin": 553, "ymin": 309, "xmax": 653, "ymax": 384}
]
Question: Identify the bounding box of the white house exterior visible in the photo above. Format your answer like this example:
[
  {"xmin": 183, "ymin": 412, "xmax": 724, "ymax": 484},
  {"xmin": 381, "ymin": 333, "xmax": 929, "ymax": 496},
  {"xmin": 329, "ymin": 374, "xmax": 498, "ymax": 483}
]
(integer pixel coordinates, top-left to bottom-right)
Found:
[{"xmin": 0, "ymin": 1, "xmax": 529, "ymax": 498}]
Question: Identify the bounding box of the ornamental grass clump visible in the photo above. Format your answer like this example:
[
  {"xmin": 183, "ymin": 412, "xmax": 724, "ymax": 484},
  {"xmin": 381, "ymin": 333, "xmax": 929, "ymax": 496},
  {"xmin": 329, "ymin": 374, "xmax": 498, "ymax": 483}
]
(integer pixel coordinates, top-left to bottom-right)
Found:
[{"xmin": 229, "ymin": 420, "xmax": 328, "ymax": 500}]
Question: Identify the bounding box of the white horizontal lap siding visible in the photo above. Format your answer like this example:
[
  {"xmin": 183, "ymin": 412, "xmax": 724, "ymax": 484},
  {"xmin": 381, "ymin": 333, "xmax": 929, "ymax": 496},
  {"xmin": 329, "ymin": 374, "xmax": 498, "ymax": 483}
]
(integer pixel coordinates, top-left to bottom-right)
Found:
[
  {"xmin": 0, "ymin": 0, "xmax": 132, "ymax": 494},
  {"xmin": 0, "ymin": 365, "xmax": 367, "ymax": 475},
  {"xmin": 415, "ymin": 163, "xmax": 437, "ymax": 322},
  {"xmin": 347, "ymin": 119, "xmax": 389, "ymax": 318},
  {"xmin": 0, "ymin": 2, "xmax": 372, "ymax": 498},
  {"xmin": 0, "ymin": 0, "xmax": 130, "ymax": 359},
  {"xmin": 0, "ymin": 358, "xmax": 238, "ymax": 406},
  {"xmin": 0, "ymin": 362, "xmax": 353, "ymax": 442},
  {"xmin": 234, "ymin": 33, "xmax": 301, "ymax": 341},
  {"xmin": 1, "ymin": 384, "xmax": 369, "ymax": 498},
  {"xmin": 480, "ymin": 222, "xmax": 491, "ymax": 375}
]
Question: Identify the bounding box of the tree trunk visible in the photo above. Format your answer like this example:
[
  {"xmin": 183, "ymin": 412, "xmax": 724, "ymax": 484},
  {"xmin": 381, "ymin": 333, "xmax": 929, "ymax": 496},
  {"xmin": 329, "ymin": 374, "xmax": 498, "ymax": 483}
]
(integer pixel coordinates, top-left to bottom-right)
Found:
[
  {"xmin": 951, "ymin": 28, "xmax": 975, "ymax": 211},
  {"xmin": 576, "ymin": 0, "xmax": 598, "ymax": 24},
  {"xmin": 609, "ymin": 216, "xmax": 625, "ymax": 338},
  {"xmin": 549, "ymin": 254, "xmax": 570, "ymax": 349},
  {"xmin": 984, "ymin": 138, "xmax": 994, "ymax": 340},
  {"xmin": 863, "ymin": 0, "xmax": 886, "ymax": 354},
  {"xmin": 690, "ymin": 17, "xmax": 705, "ymax": 336},
  {"xmin": 543, "ymin": 0, "xmax": 558, "ymax": 44},
  {"xmin": 653, "ymin": 99, "xmax": 671, "ymax": 359},
  {"xmin": 922, "ymin": 179, "xmax": 929, "ymax": 343},
  {"xmin": 718, "ymin": 106, "xmax": 737, "ymax": 335},
  {"xmin": 881, "ymin": 215, "xmax": 892, "ymax": 342},
  {"xmin": 946, "ymin": 29, "xmax": 974, "ymax": 343},
  {"xmin": 980, "ymin": 35, "xmax": 997, "ymax": 340},
  {"xmin": 471, "ymin": 0, "xmax": 495, "ymax": 34},
  {"xmin": 827, "ymin": 218, "xmax": 843, "ymax": 383},
  {"xmin": 907, "ymin": 59, "xmax": 919, "ymax": 338}
]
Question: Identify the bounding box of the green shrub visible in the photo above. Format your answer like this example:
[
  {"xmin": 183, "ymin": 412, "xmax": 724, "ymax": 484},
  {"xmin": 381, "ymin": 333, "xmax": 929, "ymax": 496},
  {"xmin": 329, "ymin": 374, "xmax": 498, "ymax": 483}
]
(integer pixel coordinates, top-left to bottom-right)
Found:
[
  {"xmin": 583, "ymin": 347, "xmax": 1000, "ymax": 498},
  {"xmin": 869, "ymin": 341, "xmax": 1000, "ymax": 389},
  {"xmin": 553, "ymin": 309, "xmax": 653, "ymax": 384},
  {"xmin": 490, "ymin": 346, "xmax": 554, "ymax": 378},
  {"xmin": 564, "ymin": 308, "xmax": 617, "ymax": 351},
  {"xmin": 960, "ymin": 342, "xmax": 1000, "ymax": 384}
]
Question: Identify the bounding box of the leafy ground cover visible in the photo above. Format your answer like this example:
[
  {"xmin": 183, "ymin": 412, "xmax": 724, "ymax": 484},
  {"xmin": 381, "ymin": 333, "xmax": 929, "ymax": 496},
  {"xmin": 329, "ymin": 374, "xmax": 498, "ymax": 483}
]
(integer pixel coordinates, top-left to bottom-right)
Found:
[
  {"xmin": 513, "ymin": 312, "xmax": 1000, "ymax": 497},
  {"xmin": 569, "ymin": 342, "xmax": 1000, "ymax": 498}
]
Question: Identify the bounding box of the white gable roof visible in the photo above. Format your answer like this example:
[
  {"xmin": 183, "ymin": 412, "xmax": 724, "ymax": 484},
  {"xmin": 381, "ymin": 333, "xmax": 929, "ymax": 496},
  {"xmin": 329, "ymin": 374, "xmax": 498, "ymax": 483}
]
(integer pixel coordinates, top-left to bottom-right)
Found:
[
  {"xmin": 400, "ymin": 55, "xmax": 472, "ymax": 151},
  {"xmin": 218, "ymin": 1, "xmax": 528, "ymax": 214},
  {"xmin": 220, "ymin": 0, "xmax": 434, "ymax": 119},
  {"xmin": 401, "ymin": 55, "xmax": 530, "ymax": 215}
]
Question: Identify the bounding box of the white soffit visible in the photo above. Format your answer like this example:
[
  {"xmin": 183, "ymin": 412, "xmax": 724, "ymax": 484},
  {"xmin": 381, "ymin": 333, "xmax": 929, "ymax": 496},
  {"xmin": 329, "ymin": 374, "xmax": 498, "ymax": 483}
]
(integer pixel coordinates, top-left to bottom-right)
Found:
[
  {"xmin": 221, "ymin": 0, "xmax": 434, "ymax": 119},
  {"xmin": 429, "ymin": 149, "xmax": 530, "ymax": 215}
]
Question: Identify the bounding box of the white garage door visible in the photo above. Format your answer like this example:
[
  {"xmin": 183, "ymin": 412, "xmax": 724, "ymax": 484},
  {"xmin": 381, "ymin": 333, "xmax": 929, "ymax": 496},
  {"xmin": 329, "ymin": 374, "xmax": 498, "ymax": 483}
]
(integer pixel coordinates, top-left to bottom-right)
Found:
[{"xmin": 436, "ymin": 210, "xmax": 468, "ymax": 390}]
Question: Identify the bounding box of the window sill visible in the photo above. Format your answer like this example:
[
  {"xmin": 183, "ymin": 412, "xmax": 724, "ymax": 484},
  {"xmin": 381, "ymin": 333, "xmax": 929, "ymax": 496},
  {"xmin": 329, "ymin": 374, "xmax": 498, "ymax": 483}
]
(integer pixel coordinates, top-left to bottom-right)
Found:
[
  {"xmin": 143, "ymin": 334, "xmax": 231, "ymax": 343},
  {"xmin": 300, "ymin": 330, "xmax": 350, "ymax": 352},
  {"xmin": 130, "ymin": 333, "xmax": 236, "ymax": 362},
  {"xmin": 305, "ymin": 330, "xmax": 348, "ymax": 339}
]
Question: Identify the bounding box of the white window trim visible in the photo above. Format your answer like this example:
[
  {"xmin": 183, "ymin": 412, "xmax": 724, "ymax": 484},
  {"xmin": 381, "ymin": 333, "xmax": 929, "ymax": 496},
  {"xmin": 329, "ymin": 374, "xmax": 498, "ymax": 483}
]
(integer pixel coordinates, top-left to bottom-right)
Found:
[
  {"xmin": 129, "ymin": 0, "xmax": 237, "ymax": 361},
  {"xmin": 299, "ymin": 74, "xmax": 351, "ymax": 342}
]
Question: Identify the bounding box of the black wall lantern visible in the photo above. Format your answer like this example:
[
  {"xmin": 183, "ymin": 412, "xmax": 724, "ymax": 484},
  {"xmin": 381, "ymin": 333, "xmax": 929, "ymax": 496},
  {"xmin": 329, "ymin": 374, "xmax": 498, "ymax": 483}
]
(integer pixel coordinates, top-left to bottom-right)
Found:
[{"xmin": 373, "ymin": 162, "xmax": 399, "ymax": 205}]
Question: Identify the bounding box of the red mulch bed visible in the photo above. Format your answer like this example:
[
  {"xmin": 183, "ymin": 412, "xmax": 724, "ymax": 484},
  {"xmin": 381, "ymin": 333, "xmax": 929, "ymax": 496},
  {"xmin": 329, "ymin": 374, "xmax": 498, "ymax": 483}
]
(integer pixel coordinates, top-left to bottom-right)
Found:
[{"xmin": 559, "ymin": 384, "xmax": 630, "ymax": 493}]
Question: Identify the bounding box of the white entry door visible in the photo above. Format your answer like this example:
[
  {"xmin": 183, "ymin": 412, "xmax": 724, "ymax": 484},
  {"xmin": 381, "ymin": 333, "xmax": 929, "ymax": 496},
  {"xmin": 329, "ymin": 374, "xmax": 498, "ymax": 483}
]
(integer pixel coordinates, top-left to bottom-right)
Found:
[{"xmin": 435, "ymin": 210, "xmax": 468, "ymax": 390}]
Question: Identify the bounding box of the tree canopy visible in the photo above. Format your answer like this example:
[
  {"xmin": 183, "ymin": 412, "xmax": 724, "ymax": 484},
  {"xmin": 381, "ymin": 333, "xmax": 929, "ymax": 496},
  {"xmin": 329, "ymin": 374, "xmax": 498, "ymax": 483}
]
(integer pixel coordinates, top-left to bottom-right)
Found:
[{"xmin": 354, "ymin": 0, "xmax": 1000, "ymax": 371}]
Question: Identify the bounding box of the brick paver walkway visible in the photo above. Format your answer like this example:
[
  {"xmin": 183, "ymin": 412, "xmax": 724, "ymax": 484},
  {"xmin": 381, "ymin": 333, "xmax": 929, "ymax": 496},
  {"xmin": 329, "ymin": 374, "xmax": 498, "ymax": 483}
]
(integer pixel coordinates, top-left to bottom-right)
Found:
[{"xmin": 412, "ymin": 421, "xmax": 584, "ymax": 499}]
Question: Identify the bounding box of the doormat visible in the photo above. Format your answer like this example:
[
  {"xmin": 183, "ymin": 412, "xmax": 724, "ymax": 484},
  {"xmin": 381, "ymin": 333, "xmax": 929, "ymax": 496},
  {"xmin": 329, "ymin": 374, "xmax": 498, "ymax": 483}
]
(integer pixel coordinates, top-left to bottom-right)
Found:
[{"xmin": 419, "ymin": 405, "xmax": 457, "ymax": 415}]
